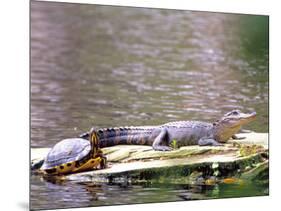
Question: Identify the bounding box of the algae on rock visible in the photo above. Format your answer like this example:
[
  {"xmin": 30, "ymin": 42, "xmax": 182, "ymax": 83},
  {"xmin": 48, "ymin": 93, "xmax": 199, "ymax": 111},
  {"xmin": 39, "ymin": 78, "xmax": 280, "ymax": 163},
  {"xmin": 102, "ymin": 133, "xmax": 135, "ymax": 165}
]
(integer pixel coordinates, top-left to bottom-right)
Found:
[{"xmin": 31, "ymin": 133, "xmax": 268, "ymax": 183}]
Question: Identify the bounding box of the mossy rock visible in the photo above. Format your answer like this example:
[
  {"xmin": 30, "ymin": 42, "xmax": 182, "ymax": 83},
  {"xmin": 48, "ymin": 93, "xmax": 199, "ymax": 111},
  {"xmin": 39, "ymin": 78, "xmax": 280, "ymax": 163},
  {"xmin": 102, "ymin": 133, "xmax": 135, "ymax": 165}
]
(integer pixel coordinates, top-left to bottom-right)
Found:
[{"xmin": 31, "ymin": 132, "xmax": 268, "ymax": 182}]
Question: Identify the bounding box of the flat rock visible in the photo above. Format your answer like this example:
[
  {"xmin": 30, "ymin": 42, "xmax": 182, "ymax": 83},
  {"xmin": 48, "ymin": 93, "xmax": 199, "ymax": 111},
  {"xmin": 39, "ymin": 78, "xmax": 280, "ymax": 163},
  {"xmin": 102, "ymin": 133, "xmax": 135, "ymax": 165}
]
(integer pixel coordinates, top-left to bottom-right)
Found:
[
  {"xmin": 228, "ymin": 133, "xmax": 268, "ymax": 149},
  {"xmin": 31, "ymin": 132, "xmax": 268, "ymax": 182}
]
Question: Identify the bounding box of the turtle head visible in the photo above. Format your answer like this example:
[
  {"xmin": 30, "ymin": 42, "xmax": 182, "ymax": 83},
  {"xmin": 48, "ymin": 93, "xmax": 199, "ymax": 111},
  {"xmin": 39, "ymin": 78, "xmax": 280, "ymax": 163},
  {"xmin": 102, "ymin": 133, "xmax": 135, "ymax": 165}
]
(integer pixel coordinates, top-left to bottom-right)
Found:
[{"xmin": 89, "ymin": 127, "xmax": 100, "ymax": 155}]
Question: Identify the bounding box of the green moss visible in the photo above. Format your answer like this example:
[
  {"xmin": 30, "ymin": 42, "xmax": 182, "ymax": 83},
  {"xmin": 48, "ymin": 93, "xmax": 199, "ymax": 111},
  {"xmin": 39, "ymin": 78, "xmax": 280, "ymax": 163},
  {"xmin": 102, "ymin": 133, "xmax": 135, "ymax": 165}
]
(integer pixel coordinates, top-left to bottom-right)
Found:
[
  {"xmin": 238, "ymin": 144, "xmax": 264, "ymax": 157},
  {"xmin": 170, "ymin": 139, "xmax": 178, "ymax": 149},
  {"xmin": 241, "ymin": 161, "xmax": 268, "ymax": 180}
]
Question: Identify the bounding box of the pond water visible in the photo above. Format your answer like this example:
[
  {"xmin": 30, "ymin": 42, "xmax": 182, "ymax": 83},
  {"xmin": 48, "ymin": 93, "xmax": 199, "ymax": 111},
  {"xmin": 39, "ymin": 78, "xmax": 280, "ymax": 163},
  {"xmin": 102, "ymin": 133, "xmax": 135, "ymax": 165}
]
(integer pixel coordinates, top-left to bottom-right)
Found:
[
  {"xmin": 31, "ymin": 1, "xmax": 269, "ymax": 210},
  {"xmin": 31, "ymin": 175, "xmax": 268, "ymax": 210}
]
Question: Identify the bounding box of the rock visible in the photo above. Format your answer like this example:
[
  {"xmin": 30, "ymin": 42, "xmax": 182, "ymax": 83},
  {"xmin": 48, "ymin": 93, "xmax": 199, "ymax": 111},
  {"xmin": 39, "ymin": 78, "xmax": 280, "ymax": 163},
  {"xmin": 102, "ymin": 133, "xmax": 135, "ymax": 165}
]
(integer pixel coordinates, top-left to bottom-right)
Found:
[
  {"xmin": 228, "ymin": 132, "xmax": 268, "ymax": 149},
  {"xmin": 31, "ymin": 132, "xmax": 268, "ymax": 182},
  {"xmin": 240, "ymin": 160, "xmax": 269, "ymax": 180}
]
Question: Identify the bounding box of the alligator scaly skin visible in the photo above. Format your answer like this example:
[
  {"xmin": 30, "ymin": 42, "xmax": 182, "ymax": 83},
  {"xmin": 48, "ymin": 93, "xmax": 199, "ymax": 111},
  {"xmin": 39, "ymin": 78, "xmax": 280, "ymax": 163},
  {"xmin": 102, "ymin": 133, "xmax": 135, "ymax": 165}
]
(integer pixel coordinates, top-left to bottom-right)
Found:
[
  {"xmin": 80, "ymin": 126, "xmax": 156, "ymax": 147},
  {"xmin": 98, "ymin": 126, "xmax": 158, "ymax": 147},
  {"xmin": 79, "ymin": 110, "xmax": 256, "ymax": 151},
  {"xmin": 80, "ymin": 121, "xmax": 214, "ymax": 150}
]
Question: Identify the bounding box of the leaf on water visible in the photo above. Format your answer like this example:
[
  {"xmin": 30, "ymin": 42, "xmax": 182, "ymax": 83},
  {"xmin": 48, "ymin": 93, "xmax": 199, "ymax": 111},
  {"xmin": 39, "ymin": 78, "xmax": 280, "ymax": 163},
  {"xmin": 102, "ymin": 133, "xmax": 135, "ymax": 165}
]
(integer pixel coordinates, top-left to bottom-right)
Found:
[
  {"xmin": 213, "ymin": 170, "xmax": 220, "ymax": 176},
  {"xmin": 212, "ymin": 162, "xmax": 219, "ymax": 169},
  {"xmin": 222, "ymin": 177, "xmax": 243, "ymax": 185},
  {"xmin": 205, "ymin": 178, "xmax": 216, "ymax": 186}
]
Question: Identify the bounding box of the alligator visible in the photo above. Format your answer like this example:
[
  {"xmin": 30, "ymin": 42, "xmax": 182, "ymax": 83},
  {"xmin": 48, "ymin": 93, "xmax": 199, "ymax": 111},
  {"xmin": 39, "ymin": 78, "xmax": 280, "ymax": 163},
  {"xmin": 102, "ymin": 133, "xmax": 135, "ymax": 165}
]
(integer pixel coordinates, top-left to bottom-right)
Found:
[{"xmin": 80, "ymin": 110, "xmax": 256, "ymax": 151}]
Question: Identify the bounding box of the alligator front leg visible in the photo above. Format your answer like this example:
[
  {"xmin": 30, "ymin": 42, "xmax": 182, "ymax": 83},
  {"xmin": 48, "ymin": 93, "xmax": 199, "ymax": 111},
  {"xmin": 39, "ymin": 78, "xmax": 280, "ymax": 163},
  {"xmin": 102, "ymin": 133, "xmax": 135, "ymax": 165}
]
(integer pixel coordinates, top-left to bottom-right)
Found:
[
  {"xmin": 152, "ymin": 128, "xmax": 172, "ymax": 151},
  {"xmin": 198, "ymin": 137, "xmax": 223, "ymax": 146},
  {"xmin": 232, "ymin": 134, "xmax": 246, "ymax": 140},
  {"xmin": 232, "ymin": 129, "xmax": 253, "ymax": 140}
]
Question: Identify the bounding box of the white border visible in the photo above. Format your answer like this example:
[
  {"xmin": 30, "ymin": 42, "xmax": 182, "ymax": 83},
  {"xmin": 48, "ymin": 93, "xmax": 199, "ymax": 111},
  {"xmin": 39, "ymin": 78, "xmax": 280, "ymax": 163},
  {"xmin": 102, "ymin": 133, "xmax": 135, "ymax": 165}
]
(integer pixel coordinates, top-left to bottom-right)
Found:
[{"xmin": 1, "ymin": 0, "xmax": 280, "ymax": 211}]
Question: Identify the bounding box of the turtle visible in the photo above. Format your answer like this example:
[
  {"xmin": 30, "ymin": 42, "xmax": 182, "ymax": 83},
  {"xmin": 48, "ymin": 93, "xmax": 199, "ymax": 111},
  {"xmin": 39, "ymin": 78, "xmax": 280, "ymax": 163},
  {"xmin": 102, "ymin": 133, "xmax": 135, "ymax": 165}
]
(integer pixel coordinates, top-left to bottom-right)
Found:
[{"xmin": 32, "ymin": 128, "xmax": 107, "ymax": 175}]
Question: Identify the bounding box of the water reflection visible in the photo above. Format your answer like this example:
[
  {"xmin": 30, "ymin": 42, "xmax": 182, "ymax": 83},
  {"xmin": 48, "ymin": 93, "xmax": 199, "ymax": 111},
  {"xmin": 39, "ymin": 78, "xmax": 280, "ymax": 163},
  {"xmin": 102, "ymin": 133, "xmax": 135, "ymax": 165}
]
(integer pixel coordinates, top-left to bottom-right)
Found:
[
  {"xmin": 31, "ymin": 1, "xmax": 268, "ymax": 210},
  {"xmin": 31, "ymin": 174, "xmax": 268, "ymax": 210}
]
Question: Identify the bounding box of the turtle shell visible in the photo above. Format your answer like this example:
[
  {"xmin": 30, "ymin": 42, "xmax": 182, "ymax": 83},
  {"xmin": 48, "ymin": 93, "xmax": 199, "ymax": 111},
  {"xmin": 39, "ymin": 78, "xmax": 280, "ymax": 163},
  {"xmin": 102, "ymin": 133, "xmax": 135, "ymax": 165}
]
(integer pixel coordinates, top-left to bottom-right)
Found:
[{"xmin": 41, "ymin": 138, "xmax": 91, "ymax": 170}]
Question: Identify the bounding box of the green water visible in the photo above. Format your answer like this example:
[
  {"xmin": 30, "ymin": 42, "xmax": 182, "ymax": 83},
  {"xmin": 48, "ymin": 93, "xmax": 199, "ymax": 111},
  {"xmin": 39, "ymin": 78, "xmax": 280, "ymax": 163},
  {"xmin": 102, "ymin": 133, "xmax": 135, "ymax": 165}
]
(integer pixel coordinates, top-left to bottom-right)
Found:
[
  {"xmin": 30, "ymin": 1, "xmax": 269, "ymax": 210},
  {"xmin": 31, "ymin": 175, "xmax": 268, "ymax": 210}
]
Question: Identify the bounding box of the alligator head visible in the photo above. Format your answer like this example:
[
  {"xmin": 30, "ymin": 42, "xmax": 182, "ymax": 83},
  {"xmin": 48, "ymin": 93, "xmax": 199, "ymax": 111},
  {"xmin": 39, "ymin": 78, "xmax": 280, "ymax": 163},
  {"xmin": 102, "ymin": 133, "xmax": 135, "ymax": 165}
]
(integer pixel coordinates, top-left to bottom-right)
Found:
[{"xmin": 213, "ymin": 109, "xmax": 256, "ymax": 143}]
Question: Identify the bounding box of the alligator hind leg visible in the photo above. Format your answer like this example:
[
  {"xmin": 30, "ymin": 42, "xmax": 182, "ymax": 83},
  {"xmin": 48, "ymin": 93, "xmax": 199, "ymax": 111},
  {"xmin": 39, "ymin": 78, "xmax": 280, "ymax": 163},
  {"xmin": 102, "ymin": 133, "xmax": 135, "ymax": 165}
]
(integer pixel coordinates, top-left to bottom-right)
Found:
[
  {"xmin": 198, "ymin": 137, "xmax": 223, "ymax": 146},
  {"xmin": 152, "ymin": 128, "xmax": 172, "ymax": 151}
]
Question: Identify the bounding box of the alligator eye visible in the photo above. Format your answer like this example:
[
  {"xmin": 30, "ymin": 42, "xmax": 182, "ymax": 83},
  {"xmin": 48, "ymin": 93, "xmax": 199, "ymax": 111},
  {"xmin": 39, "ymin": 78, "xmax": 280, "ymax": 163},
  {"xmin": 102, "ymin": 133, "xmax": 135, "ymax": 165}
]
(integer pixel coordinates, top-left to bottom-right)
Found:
[{"xmin": 232, "ymin": 111, "xmax": 238, "ymax": 115}]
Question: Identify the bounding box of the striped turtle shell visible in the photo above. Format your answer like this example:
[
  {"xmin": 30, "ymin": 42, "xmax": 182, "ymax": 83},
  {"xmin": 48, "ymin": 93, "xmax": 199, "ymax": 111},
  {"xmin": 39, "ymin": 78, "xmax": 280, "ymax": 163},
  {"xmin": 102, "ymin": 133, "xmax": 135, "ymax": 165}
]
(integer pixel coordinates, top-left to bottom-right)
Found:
[{"xmin": 41, "ymin": 138, "xmax": 91, "ymax": 170}]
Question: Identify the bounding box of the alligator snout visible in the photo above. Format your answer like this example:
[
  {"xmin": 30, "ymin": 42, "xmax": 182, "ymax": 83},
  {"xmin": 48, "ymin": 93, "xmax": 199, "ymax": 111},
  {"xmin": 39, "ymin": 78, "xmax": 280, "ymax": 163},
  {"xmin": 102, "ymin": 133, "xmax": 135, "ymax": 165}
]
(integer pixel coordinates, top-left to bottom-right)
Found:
[
  {"xmin": 246, "ymin": 111, "xmax": 257, "ymax": 119},
  {"xmin": 251, "ymin": 111, "xmax": 257, "ymax": 117},
  {"xmin": 239, "ymin": 111, "xmax": 257, "ymax": 125}
]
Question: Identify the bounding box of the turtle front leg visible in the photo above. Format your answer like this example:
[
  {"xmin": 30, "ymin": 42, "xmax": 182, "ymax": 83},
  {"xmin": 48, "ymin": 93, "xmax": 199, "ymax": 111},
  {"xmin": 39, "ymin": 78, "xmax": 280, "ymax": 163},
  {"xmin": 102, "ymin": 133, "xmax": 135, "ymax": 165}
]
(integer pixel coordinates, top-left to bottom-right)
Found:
[
  {"xmin": 96, "ymin": 149, "xmax": 107, "ymax": 169},
  {"xmin": 99, "ymin": 156, "xmax": 107, "ymax": 169}
]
